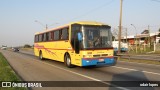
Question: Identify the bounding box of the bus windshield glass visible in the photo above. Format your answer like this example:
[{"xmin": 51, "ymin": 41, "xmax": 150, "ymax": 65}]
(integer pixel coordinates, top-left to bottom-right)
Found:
[{"xmin": 81, "ymin": 25, "xmax": 112, "ymax": 49}]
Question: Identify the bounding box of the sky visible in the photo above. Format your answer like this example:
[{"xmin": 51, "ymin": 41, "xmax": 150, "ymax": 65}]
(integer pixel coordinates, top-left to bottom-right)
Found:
[{"xmin": 0, "ymin": 0, "xmax": 160, "ymax": 47}]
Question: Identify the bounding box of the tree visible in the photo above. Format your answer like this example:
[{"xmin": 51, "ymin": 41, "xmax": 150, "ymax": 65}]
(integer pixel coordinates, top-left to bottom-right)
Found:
[
  {"xmin": 158, "ymin": 28, "xmax": 160, "ymax": 37},
  {"xmin": 112, "ymin": 35, "xmax": 116, "ymax": 41},
  {"xmin": 141, "ymin": 30, "xmax": 149, "ymax": 34},
  {"xmin": 24, "ymin": 44, "xmax": 31, "ymax": 48}
]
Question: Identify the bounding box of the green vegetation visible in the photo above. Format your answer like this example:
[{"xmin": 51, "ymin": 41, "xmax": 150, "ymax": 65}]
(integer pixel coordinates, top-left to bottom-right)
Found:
[
  {"xmin": 23, "ymin": 44, "xmax": 32, "ymax": 48},
  {"xmin": 128, "ymin": 45, "xmax": 154, "ymax": 54},
  {"xmin": 21, "ymin": 48, "xmax": 33, "ymax": 51},
  {"xmin": 0, "ymin": 53, "xmax": 27, "ymax": 90},
  {"xmin": 152, "ymin": 51, "xmax": 160, "ymax": 54},
  {"xmin": 118, "ymin": 45, "xmax": 160, "ymax": 65}
]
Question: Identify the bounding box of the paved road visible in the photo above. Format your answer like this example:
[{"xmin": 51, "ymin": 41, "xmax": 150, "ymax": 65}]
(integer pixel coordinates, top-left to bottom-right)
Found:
[{"xmin": 0, "ymin": 50, "xmax": 160, "ymax": 90}]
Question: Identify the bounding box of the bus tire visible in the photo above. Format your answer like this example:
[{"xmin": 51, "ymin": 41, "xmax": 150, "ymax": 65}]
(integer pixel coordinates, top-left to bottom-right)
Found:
[
  {"xmin": 64, "ymin": 54, "xmax": 73, "ymax": 68},
  {"xmin": 39, "ymin": 51, "xmax": 44, "ymax": 60},
  {"xmin": 112, "ymin": 57, "xmax": 117, "ymax": 66}
]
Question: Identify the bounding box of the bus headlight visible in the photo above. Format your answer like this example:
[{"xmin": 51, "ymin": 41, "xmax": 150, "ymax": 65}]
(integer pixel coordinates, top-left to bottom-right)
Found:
[
  {"xmin": 86, "ymin": 61, "xmax": 90, "ymax": 63},
  {"xmin": 110, "ymin": 58, "xmax": 113, "ymax": 61}
]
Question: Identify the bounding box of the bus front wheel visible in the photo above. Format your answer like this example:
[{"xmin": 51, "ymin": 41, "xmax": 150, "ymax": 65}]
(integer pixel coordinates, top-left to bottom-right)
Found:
[
  {"xmin": 39, "ymin": 51, "xmax": 43, "ymax": 60},
  {"xmin": 64, "ymin": 54, "xmax": 73, "ymax": 68}
]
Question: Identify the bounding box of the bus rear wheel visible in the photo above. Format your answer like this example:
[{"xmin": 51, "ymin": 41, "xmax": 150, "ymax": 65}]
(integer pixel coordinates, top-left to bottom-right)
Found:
[
  {"xmin": 64, "ymin": 54, "xmax": 73, "ymax": 68},
  {"xmin": 39, "ymin": 51, "xmax": 44, "ymax": 60}
]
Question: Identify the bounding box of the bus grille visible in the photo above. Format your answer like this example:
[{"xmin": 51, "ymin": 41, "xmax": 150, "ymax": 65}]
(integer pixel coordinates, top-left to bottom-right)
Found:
[
  {"xmin": 93, "ymin": 55, "xmax": 100, "ymax": 57},
  {"xmin": 93, "ymin": 54, "xmax": 108, "ymax": 58},
  {"xmin": 101, "ymin": 54, "xmax": 108, "ymax": 56}
]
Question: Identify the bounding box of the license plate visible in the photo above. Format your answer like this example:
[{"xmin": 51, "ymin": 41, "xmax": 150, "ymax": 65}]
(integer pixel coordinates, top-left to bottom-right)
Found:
[{"xmin": 99, "ymin": 59, "xmax": 104, "ymax": 62}]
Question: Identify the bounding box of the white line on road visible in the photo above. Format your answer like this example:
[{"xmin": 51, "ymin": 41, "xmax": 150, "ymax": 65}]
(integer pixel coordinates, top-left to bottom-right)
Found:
[
  {"xmin": 37, "ymin": 60, "xmax": 130, "ymax": 90},
  {"xmin": 112, "ymin": 66, "xmax": 160, "ymax": 76}
]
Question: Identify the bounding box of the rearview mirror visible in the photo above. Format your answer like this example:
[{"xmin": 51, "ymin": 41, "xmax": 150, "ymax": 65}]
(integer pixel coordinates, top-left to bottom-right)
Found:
[
  {"xmin": 78, "ymin": 32, "xmax": 82, "ymax": 41},
  {"xmin": 74, "ymin": 33, "xmax": 81, "ymax": 54}
]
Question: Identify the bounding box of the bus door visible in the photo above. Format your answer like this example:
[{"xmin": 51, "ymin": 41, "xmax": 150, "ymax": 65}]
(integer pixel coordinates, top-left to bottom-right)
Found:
[{"xmin": 73, "ymin": 32, "xmax": 82, "ymax": 66}]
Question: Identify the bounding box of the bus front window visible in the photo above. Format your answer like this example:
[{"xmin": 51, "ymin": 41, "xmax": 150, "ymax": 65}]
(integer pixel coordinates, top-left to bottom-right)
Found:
[{"xmin": 81, "ymin": 25, "xmax": 112, "ymax": 49}]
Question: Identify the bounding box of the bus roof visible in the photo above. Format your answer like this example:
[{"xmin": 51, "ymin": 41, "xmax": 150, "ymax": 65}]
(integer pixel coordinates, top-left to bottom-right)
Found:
[
  {"xmin": 35, "ymin": 21, "xmax": 110, "ymax": 35},
  {"xmin": 70, "ymin": 21, "xmax": 109, "ymax": 26}
]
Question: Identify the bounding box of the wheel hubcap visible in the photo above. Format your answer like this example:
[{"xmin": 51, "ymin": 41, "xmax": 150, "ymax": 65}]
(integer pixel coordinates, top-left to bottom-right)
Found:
[
  {"xmin": 40, "ymin": 53, "xmax": 42, "ymax": 59},
  {"xmin": 66, "ymin": 56, "xmax": 70, "ymax": 65}
]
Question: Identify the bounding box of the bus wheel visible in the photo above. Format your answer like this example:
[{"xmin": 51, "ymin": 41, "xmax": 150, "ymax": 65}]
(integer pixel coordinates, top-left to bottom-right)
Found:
[
  {"xmin": 39, "ymin": 51, "xmax": 43, "ymax": 60},
  {"xmin": 65, "ymin": 54, "xmax": 73, "ymax": 68}
]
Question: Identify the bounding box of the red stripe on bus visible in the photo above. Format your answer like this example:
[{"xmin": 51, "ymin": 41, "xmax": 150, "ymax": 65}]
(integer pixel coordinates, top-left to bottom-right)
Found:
[{"xmin": 35, "ymin": 47, "xmax": 73, "ymax": 51}]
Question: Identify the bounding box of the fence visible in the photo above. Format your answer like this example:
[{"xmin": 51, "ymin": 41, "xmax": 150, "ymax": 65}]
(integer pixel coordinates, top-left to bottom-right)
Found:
[{"xmin": 156, "ymin": 43, "xmax": 160, "ymax": 51}]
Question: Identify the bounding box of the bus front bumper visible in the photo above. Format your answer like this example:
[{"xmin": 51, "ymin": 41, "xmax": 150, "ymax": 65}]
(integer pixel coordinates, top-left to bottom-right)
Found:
[{"xmin": 82, "ymin": 57, "xmax": 116, "ymax": 66}]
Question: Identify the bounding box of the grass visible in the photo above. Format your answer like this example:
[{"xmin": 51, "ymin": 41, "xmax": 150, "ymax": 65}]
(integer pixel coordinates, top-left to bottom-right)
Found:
[
  {"xmin": 128, "ymin": 45, "xmax": 155, "ymax": 54},
  {"xmin": 118, "ymin": 46, "xmax": 160, "ymax": 65},
  {"xmin": 119, "ymin": 58, "xmax": 160, "ymax": 65},
  {"xmin": 0, "ymin": 52, "xmax": 27, "ymax": 90},
  {"xmin": 148, "ymin": 51, "xmax": 160, "ymax": 54},
  {"xmin": 21, "ymin": 48, "xmax": 33, "ymax": 51}
]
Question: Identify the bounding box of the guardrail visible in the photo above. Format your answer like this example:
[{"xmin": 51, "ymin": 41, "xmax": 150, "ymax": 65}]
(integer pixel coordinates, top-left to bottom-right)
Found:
[{"xmin": 116, "ymin": 54, "xmax": 160, "ymax": 61}]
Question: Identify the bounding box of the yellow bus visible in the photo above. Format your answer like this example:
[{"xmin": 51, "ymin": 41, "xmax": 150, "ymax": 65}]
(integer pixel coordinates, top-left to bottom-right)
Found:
[{"xmin": 34, "ymin": 21, "xmax": 116, "ymax": 67}]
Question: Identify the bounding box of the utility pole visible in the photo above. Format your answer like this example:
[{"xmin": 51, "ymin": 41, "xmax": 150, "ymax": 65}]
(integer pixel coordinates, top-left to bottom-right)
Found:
[
  {"xmin": 35, "ymin": 20, "xmax": 48, "ymax": 30},
  {"xmin": 148, "ymin": 25, "xmax": 151, "ymax": 49},
  {"xmin": 35, "ymin": 20, "xmax": 58, "ymax": 30},
  {"xmin": 118, "ymin": 0, "xmax": 123, "ymax": 53},
  {"xmin": 131, "ymin": 24, "xmax": 137, "ymax": 53},
  {"xmin": 126, "ymin": 28, "xmax": 128, "ymax": 43},
  {"xmin": 125, "ymin": 28, "xmax": 129, "ymax": 52},
  {"xmin": 46, "ymin": 24, "xmax": 48, "ymax": 30}
]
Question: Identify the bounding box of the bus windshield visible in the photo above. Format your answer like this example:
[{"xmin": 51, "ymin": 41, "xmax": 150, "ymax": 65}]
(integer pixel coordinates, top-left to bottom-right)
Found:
[{"xmin": 81, "ymin": 25, "xmax": 112, "ymax": 49}]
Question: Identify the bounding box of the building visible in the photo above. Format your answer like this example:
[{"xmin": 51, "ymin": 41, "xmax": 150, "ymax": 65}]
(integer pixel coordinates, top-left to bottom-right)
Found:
[{"xmin": 121, "ymin": 32, "xmax": 160, "ymax": 45}]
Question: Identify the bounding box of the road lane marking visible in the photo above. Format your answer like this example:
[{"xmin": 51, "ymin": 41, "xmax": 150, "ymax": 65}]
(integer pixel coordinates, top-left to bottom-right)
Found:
[
  {"xmin": 37, "ymin": 61, "xmax": 130, "ymax": 90},
  {"xmin": 112, "ymin": 66, "xmax": 160, "ymax": 76}
]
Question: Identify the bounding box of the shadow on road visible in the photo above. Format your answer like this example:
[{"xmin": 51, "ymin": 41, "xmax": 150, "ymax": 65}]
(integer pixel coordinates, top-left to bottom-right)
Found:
[{"xmin": 109, "ymin": 71, "xmax": 156, "ymax": 90}]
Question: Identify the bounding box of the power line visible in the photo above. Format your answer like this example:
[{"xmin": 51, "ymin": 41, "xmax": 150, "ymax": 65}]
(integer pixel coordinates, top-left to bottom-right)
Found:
[
  {"xmin": 65, "ymin": 0, "xmax": 115, "ymax": 22},
  {"xmin": 152, "ymin": 0, "xmax": 160, "ymax": 3}
]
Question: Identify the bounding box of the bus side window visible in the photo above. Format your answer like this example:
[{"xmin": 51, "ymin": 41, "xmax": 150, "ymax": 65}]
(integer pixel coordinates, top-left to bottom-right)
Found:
[
  {"xmin": 39, "ymin": 34, "xmax": 43, "ymax": 42},
  {"xmin": 46, "ymin": 32, "xmax": 49, "ymax": 41},
  {"xmin": 42, "ymin": 34, "xmax": 44, "ymax": 42},
  {"xmin": 54, "ymin": 30, "xmax": 60, "ymax": 40},
  {"xmin": 35, "ymin": 35, "xmax": 39, "ymax": 42},
  {"xmin": 59, "ymin": 30, "xmax": 62, "ymax": 40},
  {"xmin": 43, "ymin": 33, "xmax": 46, "ymax": 42},
  {"xmin": 49, "ymin": 32, "xmax": 52, "ymax": 41},
  {"xmin": 62, "ymin": 28, "xmax": 68, "ymax": 40}
]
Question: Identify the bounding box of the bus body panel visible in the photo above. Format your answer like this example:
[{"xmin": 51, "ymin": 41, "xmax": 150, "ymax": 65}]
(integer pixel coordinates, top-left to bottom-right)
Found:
[{"xmin": 34, "ymin": 40, "xmax": 73, "ymax": 62}]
